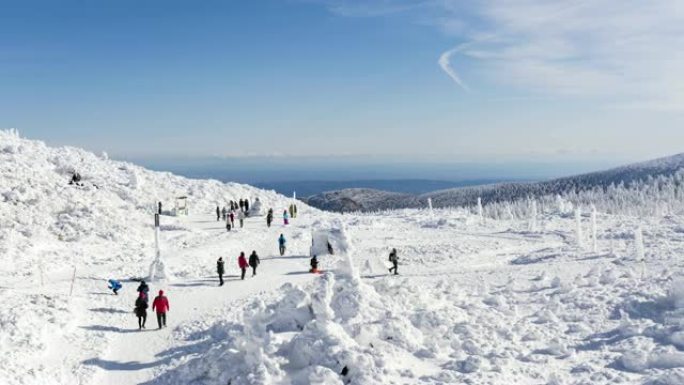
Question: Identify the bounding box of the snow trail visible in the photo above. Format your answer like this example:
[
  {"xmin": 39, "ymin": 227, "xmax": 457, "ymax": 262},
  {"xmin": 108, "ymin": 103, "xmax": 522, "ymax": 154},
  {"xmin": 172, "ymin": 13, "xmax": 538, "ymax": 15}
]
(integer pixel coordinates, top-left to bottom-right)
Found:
[{"xmin": 79, "ymin": 214, "xmax": 317, "ymax": 384}]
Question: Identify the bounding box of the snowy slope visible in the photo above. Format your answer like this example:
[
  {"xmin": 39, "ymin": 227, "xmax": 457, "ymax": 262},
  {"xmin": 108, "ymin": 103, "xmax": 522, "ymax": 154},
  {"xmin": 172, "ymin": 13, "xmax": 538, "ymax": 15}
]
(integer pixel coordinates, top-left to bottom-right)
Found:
[
  {"xmin": 4, "ymin": 130, "xmax": 684, "ymax": 385},
  {"xmin": 0, "ymin": 129, "xmax": 311, "ymax": 384},
  {"xmin": 306, "ymin": 153, "xmax": 684, "ymax": 212}
]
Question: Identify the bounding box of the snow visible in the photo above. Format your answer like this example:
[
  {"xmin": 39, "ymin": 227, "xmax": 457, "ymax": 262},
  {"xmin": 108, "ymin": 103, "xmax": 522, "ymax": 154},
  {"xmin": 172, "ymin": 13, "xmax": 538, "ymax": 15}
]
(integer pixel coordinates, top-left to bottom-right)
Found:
[{"xmin": 3, "ymin": 129, "xmax": 684, "ymax": 384}]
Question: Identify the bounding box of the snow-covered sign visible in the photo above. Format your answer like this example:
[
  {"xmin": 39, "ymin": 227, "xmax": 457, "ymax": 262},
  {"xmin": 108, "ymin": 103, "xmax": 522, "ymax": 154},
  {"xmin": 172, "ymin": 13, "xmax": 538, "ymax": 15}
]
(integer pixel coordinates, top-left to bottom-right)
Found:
[{"xmin": 174, "ymin": 196, "xmax": 188, "ymax": 216}]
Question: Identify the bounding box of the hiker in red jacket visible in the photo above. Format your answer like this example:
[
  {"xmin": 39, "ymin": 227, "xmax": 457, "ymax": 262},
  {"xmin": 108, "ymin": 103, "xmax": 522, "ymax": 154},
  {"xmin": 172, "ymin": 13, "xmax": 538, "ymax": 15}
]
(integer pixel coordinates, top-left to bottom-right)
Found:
[
  {"xmin": 152, "ymin": 290, "xmax": 170, "ymax": 329},
  {"xmin": 238, "ymin": 252, "xmax": 248, "ymax": 280}
]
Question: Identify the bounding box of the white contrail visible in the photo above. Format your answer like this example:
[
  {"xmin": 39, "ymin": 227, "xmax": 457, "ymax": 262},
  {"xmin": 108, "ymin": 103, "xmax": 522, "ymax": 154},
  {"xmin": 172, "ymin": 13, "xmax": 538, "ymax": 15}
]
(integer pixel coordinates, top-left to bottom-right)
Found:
[{"xmin": 438, "ymin": 44, "xmax": 470, "ymax": 91}]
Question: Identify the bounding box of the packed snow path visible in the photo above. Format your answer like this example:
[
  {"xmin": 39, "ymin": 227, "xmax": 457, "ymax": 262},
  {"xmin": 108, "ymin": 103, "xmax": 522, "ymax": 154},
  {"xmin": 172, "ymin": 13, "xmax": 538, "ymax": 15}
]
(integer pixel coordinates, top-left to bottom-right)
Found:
[{"xmin": 78, "ymin": 213, "xmax": 317, "ymax": 384}]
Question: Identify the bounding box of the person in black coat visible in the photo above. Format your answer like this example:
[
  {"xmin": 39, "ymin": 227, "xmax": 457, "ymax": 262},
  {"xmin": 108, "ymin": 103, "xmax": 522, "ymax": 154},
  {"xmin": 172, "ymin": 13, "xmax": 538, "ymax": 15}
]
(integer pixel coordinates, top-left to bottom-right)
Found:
[
  {"xmin": 248, "ymin": 250, "xmax": 260, "ymax": 276},
  {"xmin": 245, "ymin": 199, "xmax": 250, "ymax": 213},
  {"xmin": 135, "ymin": 292, "xmax": 148, "ymax": 329},
  {"xmin": 388, "ymin": 248, "xmax": 399, "ymax": 275},
  {"xmin": 217, "ymin": 257, "xmax": 225, "ymax": 286},
  {"xmin": 216, "ymin": 206, "xmax": 220, "ymax": 221},
  {"xmin": 266, "ymin": 209, "xmax": 273, "ymax": 227},
  {"xmin": 136, "ymin": 280, "xmax": 150, "ymax": 300}
]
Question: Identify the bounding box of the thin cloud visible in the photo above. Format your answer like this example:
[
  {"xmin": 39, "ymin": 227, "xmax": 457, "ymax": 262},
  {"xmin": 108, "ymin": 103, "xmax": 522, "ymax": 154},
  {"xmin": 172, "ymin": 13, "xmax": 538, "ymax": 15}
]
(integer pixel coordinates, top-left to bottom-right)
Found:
[
  {"xmin": 438, "ymin": 45, "xmax": 469, "ymax": 91},
  {"xmin": 315, "ymin": 0, "xmax": 684, "ymax": 110}
]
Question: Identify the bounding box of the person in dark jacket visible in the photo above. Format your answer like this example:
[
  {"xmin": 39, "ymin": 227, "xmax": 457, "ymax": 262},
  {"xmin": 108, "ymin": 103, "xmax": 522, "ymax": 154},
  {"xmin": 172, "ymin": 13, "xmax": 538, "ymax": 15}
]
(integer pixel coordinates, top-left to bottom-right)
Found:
[
  {"xmin": 216, "ymin": 206, "xmax": 221, "ymax": 221},
  {"xmin": 221, "ymin": 206, "xmax": 227, "ymax": 220},
  {"xmin": 152, "ymin": 290, "xmax": 170, "ymax": 329},
  {"xmin": 229, "ymin": 211, "xmax": 235, "ymax": 228},
  {"xmin": 244, "ymin": 199, "xmax": 250, "ymax": 213},
  {"xmin": 217, "ymin": 257, "xmax": 225, "ymax": 286},
  {"xmin": 249, "ymin": 250, "xmax": 260, "ymax": 276},
  {"xmin": 136, "ymin": 280, "xmax": 149, "ymax": 301},
  {"xmin": 135, "ymin": 292, "xmax": 148, "ymax": 329},
  {"xmin": 388, "ymin": 248, "xmax": 399, "ymax": 275},
  {"xmin": 239, "ymin": 199, "xmax": 244, "ymax": 211},
  {"xmin": 158, "ymin": 201, "xmax": 162, "ymax": 215},
  {"xmin": 310, "ymin": 255, "xmax": 319, "ymax": 273},
  {"xmin": 266, "ymin": 209, "xmax": 273, "ymax": 227},
  {"xmin": 238, "ymin": 252, "xmax": 248, "ymax": 280}
]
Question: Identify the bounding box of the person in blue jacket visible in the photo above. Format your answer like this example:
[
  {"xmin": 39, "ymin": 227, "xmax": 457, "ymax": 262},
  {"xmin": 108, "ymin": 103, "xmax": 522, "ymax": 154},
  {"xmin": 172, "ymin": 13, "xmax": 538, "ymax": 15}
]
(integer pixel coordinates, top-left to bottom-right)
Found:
[
  {"xmin": 278, "ymin": 234, "xmax": 286, "ymax": 256},
  {"xmin": 108, "ymin": 279, "xmax": 122, "ymax": 295}
]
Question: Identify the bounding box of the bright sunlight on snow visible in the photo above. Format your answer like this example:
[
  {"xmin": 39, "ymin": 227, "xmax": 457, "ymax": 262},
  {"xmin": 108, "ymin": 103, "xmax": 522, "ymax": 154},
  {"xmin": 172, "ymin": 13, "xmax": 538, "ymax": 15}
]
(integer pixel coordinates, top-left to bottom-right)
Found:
[{"xmin": 2, "ymin": 129, "xmax": 684, "ymax": 384}]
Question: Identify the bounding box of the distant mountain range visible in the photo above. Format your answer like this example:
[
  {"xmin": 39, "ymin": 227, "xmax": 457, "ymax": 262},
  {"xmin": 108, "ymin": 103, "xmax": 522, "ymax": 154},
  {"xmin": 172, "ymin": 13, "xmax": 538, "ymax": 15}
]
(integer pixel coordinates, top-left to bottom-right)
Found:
[
  {"xmin": 305, "ymin": 153, "xmax": 684, "ymax": 212},
  {"xmin": 254, "ymin": 178, "xmax": 509, "ymax": 198}
]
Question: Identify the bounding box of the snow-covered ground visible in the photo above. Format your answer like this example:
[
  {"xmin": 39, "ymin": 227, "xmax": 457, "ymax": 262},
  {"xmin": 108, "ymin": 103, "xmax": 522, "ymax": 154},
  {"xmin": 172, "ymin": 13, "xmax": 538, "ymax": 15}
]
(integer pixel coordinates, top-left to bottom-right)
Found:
[{"xmin": 3, "ymin": 130, "xmax": 684, "ymax": 385}]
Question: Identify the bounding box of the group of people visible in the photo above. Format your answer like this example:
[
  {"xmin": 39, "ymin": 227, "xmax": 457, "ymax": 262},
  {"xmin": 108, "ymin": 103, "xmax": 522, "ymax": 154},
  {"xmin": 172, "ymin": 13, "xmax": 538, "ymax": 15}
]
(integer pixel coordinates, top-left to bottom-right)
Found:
[
  {"xmin": 265, "ymin": 208, "xmax": 294, "ymax": 227},
  {"xmin": 217, "ymin": 250, "xmax": 261, "ymax": 284},
  {"xmin": 133, "ymin": 281, "xmax": 170, "ymax": 330},
  {"xmin": 218, "ymin": 199, "xmax": 251, "ymax": 220},
  {"xmin": 215, "ymin": 234, "xmax": 287, "ymax": 285},
  {"xmin": 288, "ymin": 203, "xmax": 298, "ymax": 219},
  {"xmin": 104, "ymin": 279, "xmax": 170, "ymax": 330},
  {"xmin": 112, "ymin": 244, "xmax": 398, "ymax": 331},
  {"xmin": 219, "ymin": 200, "xmax": 251, "ymax": 231}
]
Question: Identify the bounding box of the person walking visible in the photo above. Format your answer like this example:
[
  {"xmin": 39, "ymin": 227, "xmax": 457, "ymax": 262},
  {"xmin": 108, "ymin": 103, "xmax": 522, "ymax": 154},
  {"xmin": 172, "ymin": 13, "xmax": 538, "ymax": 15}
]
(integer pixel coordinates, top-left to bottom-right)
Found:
[
  {"xmin": 283, "ymin": 210, "xmax": 289, "ymax": 225},
  {"xmin": 238, "ymin": 252, "xmax": 248, "ymax": 280},
  {"xmin": 278, "ymin": 234, "xmax": 286, "ymax": 256},
  {"xmin": 237, "ymin": 209, "xmax": 245, "ymax": 228},
  {"xmin": 229, "ymin": 211, "xmax": 235, "ymax": 229},
  {"xmin": 216, "ymin": 206, "xmax": 221, "ymax": 221},
  {"xmin": 244, "ymin": 199, "xmax": 250, "ymax": 214},
  {"xmin": 158, "ymin": 201, "xmax": 162, "ymax": 215},
  {"xmin": 134, "ymin": 292, "xmax": 148, "ymax": 330},
  {"xmin": 388, "ymin": 248, "xmax": 399, "ymax": 275},
  {"xmin": 266, "ymin": 209, "xmax": 273, "ymax": 227},
  {"xmin": 136, "ymin": 280, "xmax": 149, "ymax": 301},
  {"xmin": 249, "ymin": 250, "xmax": 260, "ymax": 276},
  {"xmin": 221, "ymin": 206, "xmax": 227, "ymax": 220},
  {"xmin": 217, "ymin": 257, "xmax": 225, "ymax": 286},
  {"xmin": 152, "ymin": 290, "xmax": 170, "ymax": 329},
  {"xmin": 289, "ymin": 204, "xmax": 294, "ymax": 219},
  {"xmin": 293, "ymin": 204, "xmax": 298, "ymax": 218},
  {"xmin": 239, "ymin": 199, "xmax": 244, "ymax": 211}
]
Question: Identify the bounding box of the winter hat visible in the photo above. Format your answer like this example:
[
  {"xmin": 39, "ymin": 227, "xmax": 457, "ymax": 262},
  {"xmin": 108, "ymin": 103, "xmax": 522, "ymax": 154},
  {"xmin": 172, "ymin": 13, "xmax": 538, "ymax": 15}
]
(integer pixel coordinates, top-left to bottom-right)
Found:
[{"xmin": 159, "ymin": 290, "xmax": 164, "ymax": 296}]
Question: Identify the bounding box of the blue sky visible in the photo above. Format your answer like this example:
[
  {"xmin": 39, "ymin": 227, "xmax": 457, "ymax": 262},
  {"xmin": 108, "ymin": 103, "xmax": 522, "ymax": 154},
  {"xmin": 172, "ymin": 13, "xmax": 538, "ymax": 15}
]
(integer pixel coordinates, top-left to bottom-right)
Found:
[{"xmin": 2, "ymin": 0, "xmax": 683, "ymax": 163}]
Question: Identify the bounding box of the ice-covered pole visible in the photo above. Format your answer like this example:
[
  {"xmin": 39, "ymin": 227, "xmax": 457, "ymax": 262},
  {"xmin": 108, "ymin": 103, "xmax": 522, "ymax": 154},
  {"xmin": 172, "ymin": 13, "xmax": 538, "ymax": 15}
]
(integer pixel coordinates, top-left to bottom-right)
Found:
[
  {"xmin": 591, "ymin": 205, "xmax": 598, "ymax": 253},
  {"xmin": 575, "ymin": 207, "xmax": 583, "ymax": 250},
  {"xmin": 148, "ymin": 213, "xmax": 171, "ymax": 281},
  {"xmin": 635, "ymin": 226, "xmax": 645, "ymax": 279},
  {"xmin": 428, "ymin": 197, "xmax": 433, "ymax": 217},
  {"xmin": 477, "ymin": 197, "xmax": 483, "ymax": 224}
]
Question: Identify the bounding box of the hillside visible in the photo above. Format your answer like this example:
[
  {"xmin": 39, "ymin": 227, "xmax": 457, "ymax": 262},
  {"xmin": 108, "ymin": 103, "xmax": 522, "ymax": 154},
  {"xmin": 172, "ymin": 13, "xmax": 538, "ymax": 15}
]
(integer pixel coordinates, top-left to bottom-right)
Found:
[
  {"xmin": 3, "ymin": 131, "xmax": 684, "ymax": 385},
  {"xmin": 305, "ymin": 153, "xmax": 684, "ymax": 212}
]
